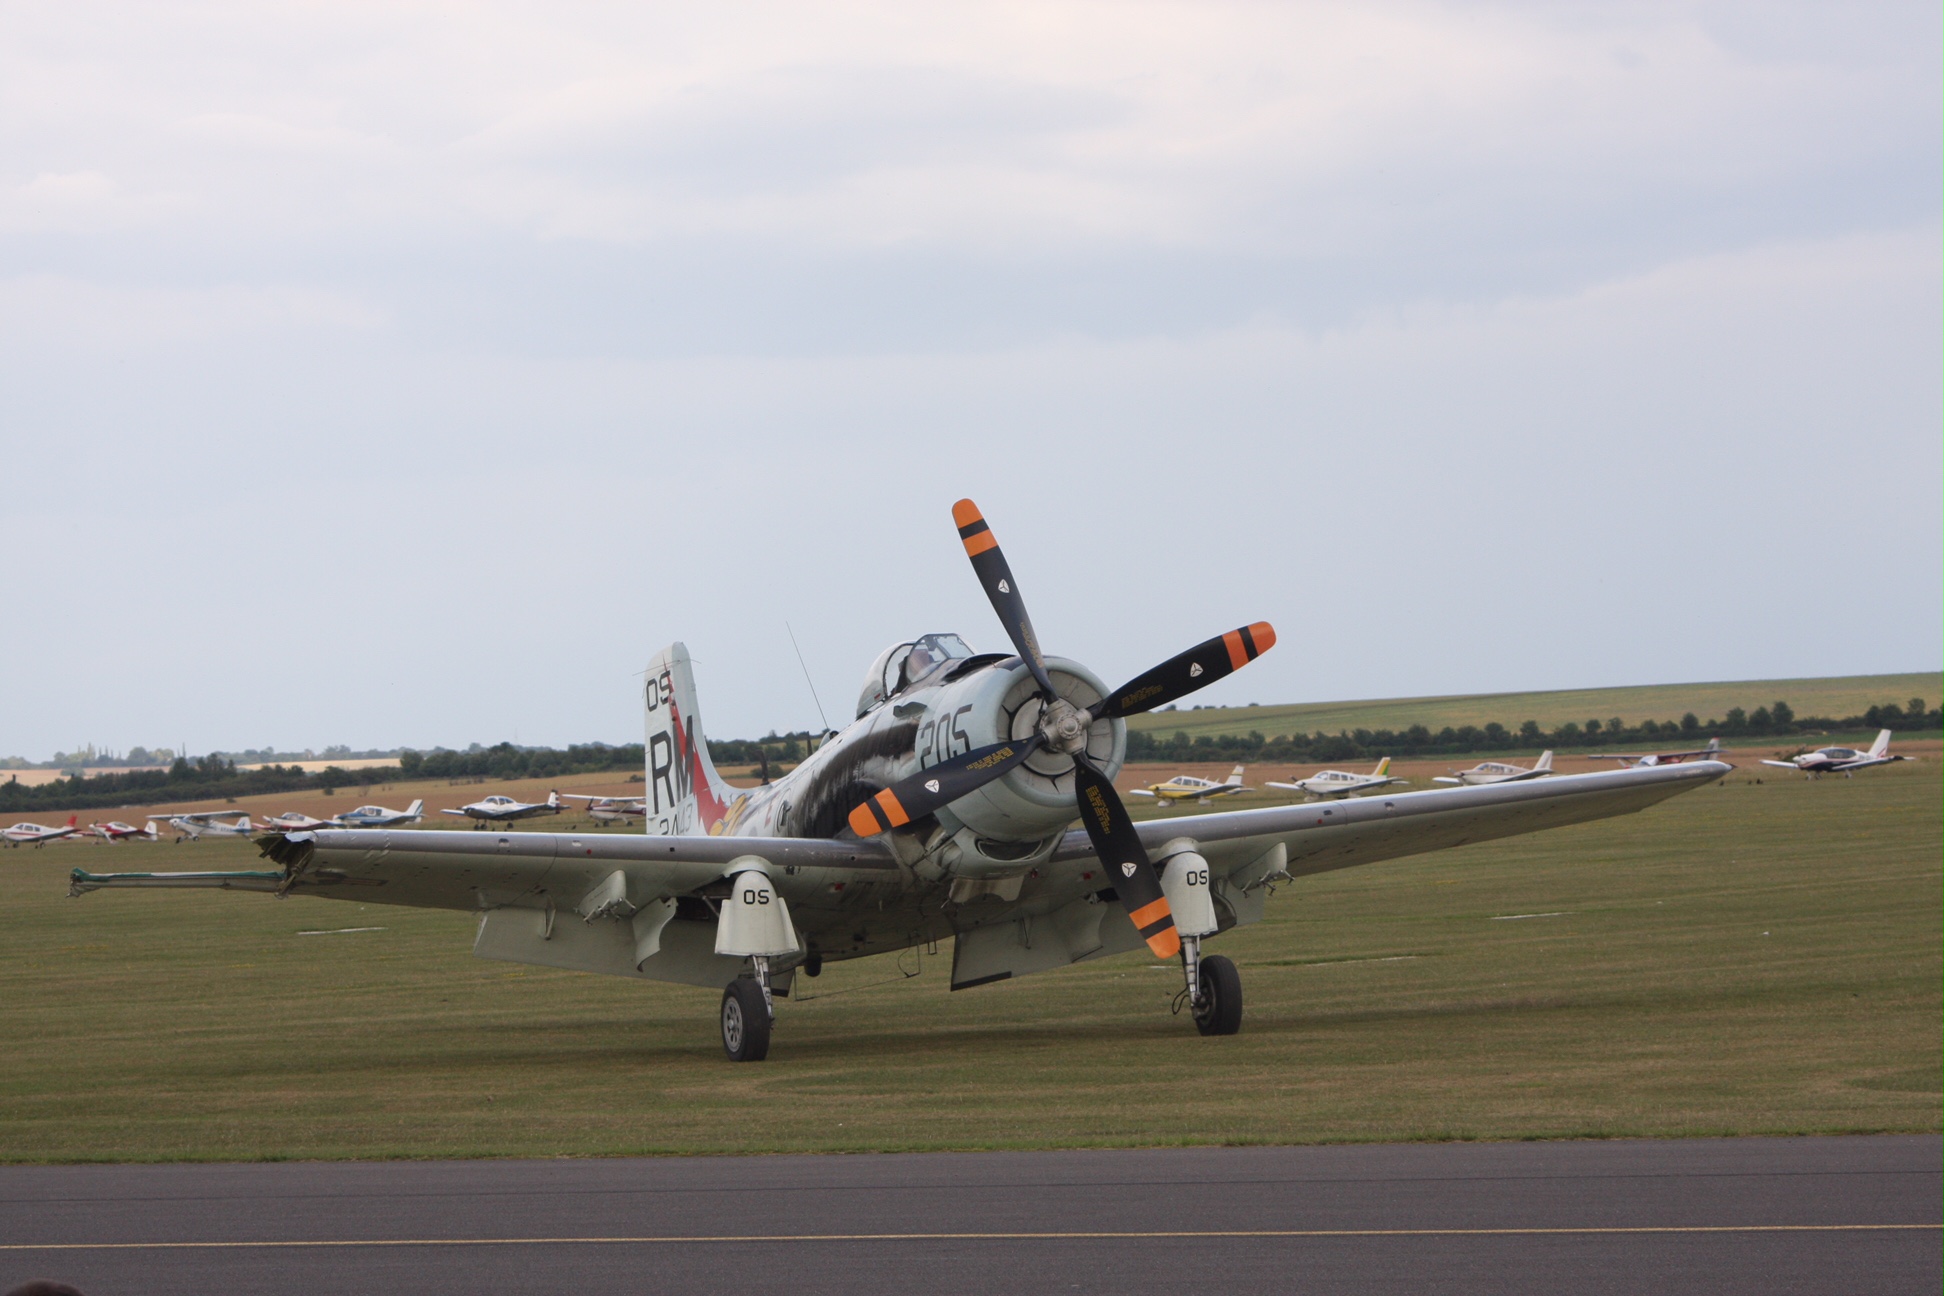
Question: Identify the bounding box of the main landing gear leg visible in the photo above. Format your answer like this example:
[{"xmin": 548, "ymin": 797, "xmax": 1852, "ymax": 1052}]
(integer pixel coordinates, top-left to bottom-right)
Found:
[{"xmin": 1188, "ymin": 937, "xmax": 1243, "ymax": 1037}]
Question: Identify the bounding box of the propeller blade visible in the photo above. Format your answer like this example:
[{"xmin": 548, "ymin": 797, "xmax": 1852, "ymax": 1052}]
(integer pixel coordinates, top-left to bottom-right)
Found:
[
  {"xmin": 1091, "ymin": 622, "xmax": 1277, "ymax": 722},
  {"xmin": 847, "ymin": 735, "xmax": 1044, "ymax": 838},
  {"xmin": 1072, "ymin": 756, "xmax": 1180, "ymax": 960},
  {"xmin": 952, "ymin": 498, "xmax": 1057, "ymax": 698}
]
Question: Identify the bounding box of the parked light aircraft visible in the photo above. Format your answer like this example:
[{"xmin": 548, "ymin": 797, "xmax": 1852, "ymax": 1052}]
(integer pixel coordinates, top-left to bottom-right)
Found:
[
  {"xmin": 1127, "ymin": 766, "xmax": 1249, "ymax": 805},
  {"xmin": 146, "ymin": 811, "xmax": 254, "ymax": 841},
  {"xmin": 262, "ymin": 811, "xmax": 339, "ymax": 834},
  {"xmin": 1586, "ymin": 738, "xmax": 1720, "ymax": 767},
  {"xmin": 557, "ymin": 793, "xmax": 649, "ymax": 824},
  {"xmin": 1760, "ymin": 730, "xmax": 1904, "ymax": 777},
  {"xmin": 1268, "ymin": 758, "xmax": 1407, "ymax": 798},
  {"xmin": 440, "ymin": 792, "xmax": 564, "ymax": 828},
  {"xmin": 85, "ymin": 820, "xmax": 160, "ymax": 842},
  {"xmin": 334, "ymin": 799, "xmax": 425, "ymax": 828},
  {"xmin": 4, "ymin": 815, "xmax": 79, "ymax": 847},
  {"xmin": 73, "ymin": 499, "xmax": 1730, "ymax": 1064},
  {"xmin": 1433, "ymin": 751, "xmax": 1554, "ymax": 786}
]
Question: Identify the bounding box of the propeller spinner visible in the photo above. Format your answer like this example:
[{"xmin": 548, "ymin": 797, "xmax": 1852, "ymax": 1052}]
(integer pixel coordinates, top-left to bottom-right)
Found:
[{"xmin": 847, "ymin": 498, "xmax": 1275, "ymax": 960}]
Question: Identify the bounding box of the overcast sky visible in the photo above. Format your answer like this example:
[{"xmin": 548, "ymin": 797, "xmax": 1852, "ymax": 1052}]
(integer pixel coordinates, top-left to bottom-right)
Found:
[{"xmin": 2, "ymin": 0, "xmax": 1938, "ymax": 759}]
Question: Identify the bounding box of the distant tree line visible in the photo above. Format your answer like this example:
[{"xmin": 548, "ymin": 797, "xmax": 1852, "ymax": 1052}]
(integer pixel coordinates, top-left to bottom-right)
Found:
[
  {"xmin": 1126, "ymin": 697, "xmax": 1940, "ymax": 765},
  {"xmin": 0, "ymin": 756, "xmax": 384, "ymax": 814},
  {"xmin": 6, "ymin": 702, "xmax": 1928, "ymax": 815}
]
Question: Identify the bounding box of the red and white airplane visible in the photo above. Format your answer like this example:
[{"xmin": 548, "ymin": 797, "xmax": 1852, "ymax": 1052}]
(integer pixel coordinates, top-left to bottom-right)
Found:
[
  {"xmin": 1761, "ymin": 730, "xmax": 1905, "ymax": 778},
  {"xmin": 147, "ymin": 811, "xmax": 255, "ymax": 841},
  {"xmin": 3, "ymin": 815, "xmax": 80, "ymax": 847},
  {"xmin": 84, "ymin": 820, "xmax": 161, "ymax": 842},
  {"xmin": 555, "ymin": 793, "xmax": 648, "ymax": 824}
]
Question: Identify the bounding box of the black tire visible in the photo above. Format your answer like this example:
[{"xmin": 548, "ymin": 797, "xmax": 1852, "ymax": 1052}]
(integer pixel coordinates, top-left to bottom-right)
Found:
[
  {"xmin": 1194, "ymin": 954, "xmax": 1243, "ymax": 1036},
  {"xmin": 720, "ymin": 979, "xmax": 772, "ymax": 1062}
]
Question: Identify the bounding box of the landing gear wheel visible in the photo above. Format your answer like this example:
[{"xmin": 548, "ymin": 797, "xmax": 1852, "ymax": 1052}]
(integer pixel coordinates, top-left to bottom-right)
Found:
[
  {"xmin": 720, "ymin": 979, "xmax": 772, "ymax": 1062},
  {"xmin": 1194, "ymin": 954, "xmax": 1243, "ymax": 1036}
]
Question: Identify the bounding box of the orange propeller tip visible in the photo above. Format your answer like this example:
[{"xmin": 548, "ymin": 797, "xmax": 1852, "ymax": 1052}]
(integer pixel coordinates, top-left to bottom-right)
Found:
[
  {"xmin": 1252, "ymin": 622, "xmax": 1277, "ymax": 652},
  {"xmin": 951, "ymin": 499, "xmax": 983, "ymax": 527},
  {"xmin": 846, "ymin": 805, "xmax": 882, "ymax": 837},
  {"xmin": 1146, "ymin": 930, "xmax": 1183, "ymax": 960}
]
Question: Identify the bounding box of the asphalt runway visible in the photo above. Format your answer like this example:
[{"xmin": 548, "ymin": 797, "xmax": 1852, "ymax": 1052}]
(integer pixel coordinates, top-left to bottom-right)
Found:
[{"xmin": 1, "ymin": 1136, "xmax": 1935, "ymax": 1296}]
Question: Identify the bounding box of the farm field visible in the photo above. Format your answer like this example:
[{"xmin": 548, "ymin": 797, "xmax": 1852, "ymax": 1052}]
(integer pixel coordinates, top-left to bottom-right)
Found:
[
  {"xmin": 0, "ymin": 746, "xmax": 1934, "ymax": 1161},
  {"xmin": 1128, "ymin": 671, "xmax": 1941, "ymax": 743}
]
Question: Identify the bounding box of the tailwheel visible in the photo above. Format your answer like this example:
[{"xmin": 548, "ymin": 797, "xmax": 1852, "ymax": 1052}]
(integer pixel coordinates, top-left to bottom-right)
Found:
[
  {"xmin": 720, "ymin": 978, "xmax": 772, "ymax": 1062},
  {"xmin": 1194, "ymin": 954, "xmax": 1243, "ymax": 1036}
]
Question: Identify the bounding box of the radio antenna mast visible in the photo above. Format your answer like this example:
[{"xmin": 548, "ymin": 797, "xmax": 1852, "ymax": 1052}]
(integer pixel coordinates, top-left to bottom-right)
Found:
[{"xmin": 785, "ymin": 622, "xmax": 832, "ymax": 736}]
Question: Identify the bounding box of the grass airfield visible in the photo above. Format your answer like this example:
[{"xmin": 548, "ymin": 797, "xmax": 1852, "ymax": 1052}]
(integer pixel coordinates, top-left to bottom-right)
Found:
[{"xmin": 0, "ymin": 755, "xmax": 1936, "ymax": 1162}]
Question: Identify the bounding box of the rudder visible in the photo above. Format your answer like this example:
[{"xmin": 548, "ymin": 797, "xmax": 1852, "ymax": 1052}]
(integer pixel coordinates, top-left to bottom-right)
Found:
[{"xmin": 644, "ymin": 642, "xmax": 737, "ymax": 836}]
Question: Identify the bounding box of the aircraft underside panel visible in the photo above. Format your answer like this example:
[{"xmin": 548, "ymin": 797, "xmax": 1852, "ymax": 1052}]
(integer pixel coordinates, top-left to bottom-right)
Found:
[{"xmin": 474, "ymin": 907, "xmax": 768, "ymax": 992}]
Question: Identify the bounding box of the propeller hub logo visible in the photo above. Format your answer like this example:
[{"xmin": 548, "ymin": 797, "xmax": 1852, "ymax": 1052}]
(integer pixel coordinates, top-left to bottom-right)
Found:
[
  {"xmin": 997, "ymin": 579, "xmax": 1010, "ymax": 594},
  {"xmin": 924, "ymin": 779, "xmax": 940, "ymax": 794},
  {"xmin": 1188, "ymin": 662, "xmax": 1203, "ymax": 677},
  {"xmin": 1120, "ymin": 861, "xmax": 1136, "ymax": 878}
]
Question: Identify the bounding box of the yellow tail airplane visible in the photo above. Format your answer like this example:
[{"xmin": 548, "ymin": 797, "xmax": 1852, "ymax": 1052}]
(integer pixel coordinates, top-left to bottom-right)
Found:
[{"xmin": 1126, "ymin": 765, "xmax": 1250, "ymax": 805}]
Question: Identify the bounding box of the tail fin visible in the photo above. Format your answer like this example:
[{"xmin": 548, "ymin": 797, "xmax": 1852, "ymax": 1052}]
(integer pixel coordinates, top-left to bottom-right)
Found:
[
  {"xmin": 405, "ymin": 799, "xmax": 423, "ymax": 818},
  {"xmin": 64, "ymin": 814, "xmax": 77, "ymax": 828},
  {"xmin": 1869, "ymin": 728, "xmax": 1892, "ymax": 758},
  {"xmin": 644, "ymin": 642, "xmax": 737, "ymax": 835},
  {"xmin": 1535, "ymin": 750, "xmax": 1553, "ymax": 771},
  {"xmin": 1705, "ymin": 737, "xmax": 1719, "ymax": 754},
  {"xmin": 1373, "ymin": 756, "xmax": 1391, "ymax": 777},
  {"xmin": 1226, "ymin": 765, "xmax": 1245, "ymax": 785}
]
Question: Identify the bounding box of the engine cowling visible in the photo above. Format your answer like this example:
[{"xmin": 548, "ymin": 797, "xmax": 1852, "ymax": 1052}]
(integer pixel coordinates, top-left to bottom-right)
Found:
[{"xmin": 898, "ymin": 655, "xmax": 1125, "ymax": 847}]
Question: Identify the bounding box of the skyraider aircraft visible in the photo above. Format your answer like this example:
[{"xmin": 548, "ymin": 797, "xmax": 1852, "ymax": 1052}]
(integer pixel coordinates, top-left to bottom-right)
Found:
[
  {"xmin": 440, "ymin": 792, "xmax": 564, "ymax": 828},
  {"xmin": 145, "ymin": 811, "xmax": 255, "ymax": 841},
  {"xmin": 1127, "ymin": 766, "xmax": 1249, "ymax": 805},
  {"xmin": 334, "ymin": 799, "xmax": 425, "ymax": 828},
  {"xmin": 1760, "ymin": 730, "xmax": 1904, "ymax": 778},
  {"xmin": 1585, "ymin": 737, "xmax": 1721, "ymax": 767},
  {"xmin": 1268, "ymin": 757, "xmax": 1407, "ymax": 798},
  {"xmin": 72, "ymin": 500, "xmax": 1731, "ymax": 1064},
  {"xmin": 1433, "ymin": 751, "xmax": 1555, "ymax": 786},
  {"xmin": 3, "ymin": 816, "xmax": 79, "ymax": 847}
]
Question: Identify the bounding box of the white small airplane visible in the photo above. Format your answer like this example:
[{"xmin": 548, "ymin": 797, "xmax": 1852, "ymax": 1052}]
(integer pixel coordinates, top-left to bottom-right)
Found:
[
  {"xmin": 555, "ymin": 793, "xmax": 648, "ymax": 824},
  {"xmin": 1433, "ymin": 751, "xmax": 1555, "ymax": 786},
  {"xmin": 1586, "ymin": 738, "xmax": 1721, "ymax": 768},
  {"xmin": 147, "ymin": 811, "xmax": 255, "ymax": 841},
  {"xmin": 3, "ymin": 815, "xmax": 81, "ymax": 847},
  {"xmin": 334, "ymin": 799, "xmax": 425, "ymax": 828},
  {"xmin": 1269, "ymin": 757, "xmax": 1407, "ymax": 798},
  {"xmin": 440, "ymin": 792, "xmax": 564, "ymax": 828},
  {"xmin": 1760, "ymin": 730, "xmax": 1905, "ymax": 778},
  {"xmin": 1127, "ymin": 766, "xmax": 1250, "ymax": 805},
  {"xmin": 85, "ymin": 820, "xmax": 161, "ymax": 843},
  {"xmin": 261, "ymin": 811, "xmax": 340, "ymax": 834}
]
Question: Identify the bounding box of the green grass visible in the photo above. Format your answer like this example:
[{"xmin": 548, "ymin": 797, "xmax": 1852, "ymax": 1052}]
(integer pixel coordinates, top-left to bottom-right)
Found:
[
  {"xmin": 1131, "ymin": 671, "xmax": 1941, "ymax": 741},
  {"xmin": 0, "ymin": 759, "xmax": 1936, "ymax": 1161}
]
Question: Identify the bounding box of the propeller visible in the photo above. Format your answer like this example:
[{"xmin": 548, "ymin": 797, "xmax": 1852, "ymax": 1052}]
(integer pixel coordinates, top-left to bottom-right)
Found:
[{"xmin": 848, "ymin": 498, "xmax": 1276, "ymax": 960}]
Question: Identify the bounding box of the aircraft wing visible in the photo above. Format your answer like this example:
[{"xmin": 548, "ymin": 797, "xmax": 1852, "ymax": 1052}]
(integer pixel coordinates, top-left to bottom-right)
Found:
[
  {"xmin": 1759, "ymin": 759, "xmax": 1803, "ymax": 770},
  {"xmin": 1263, "ymin": 781, "xmax": 1308, "ymax": 792},
  {"xmin": 1050, "ymin": 762, "xmax": 1730, "ymax": 883},
  {"xmin": 437, "ymin": 808, "xmax": 474, "ymax": 817},
  {"xmin": 70, "ymin": 829, "xmax": 900, "ymax": 909},
  {"xmin": 1125, "ymin": 788, "xmax": 1157, "ymax": 797},
  {"xmin": 145, "ymin": 811, "xmax": 244, "ymax": 822},
  {"xmin": 1431, "ymin": 775, "xmax": 1463, "ymax": 785}
]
